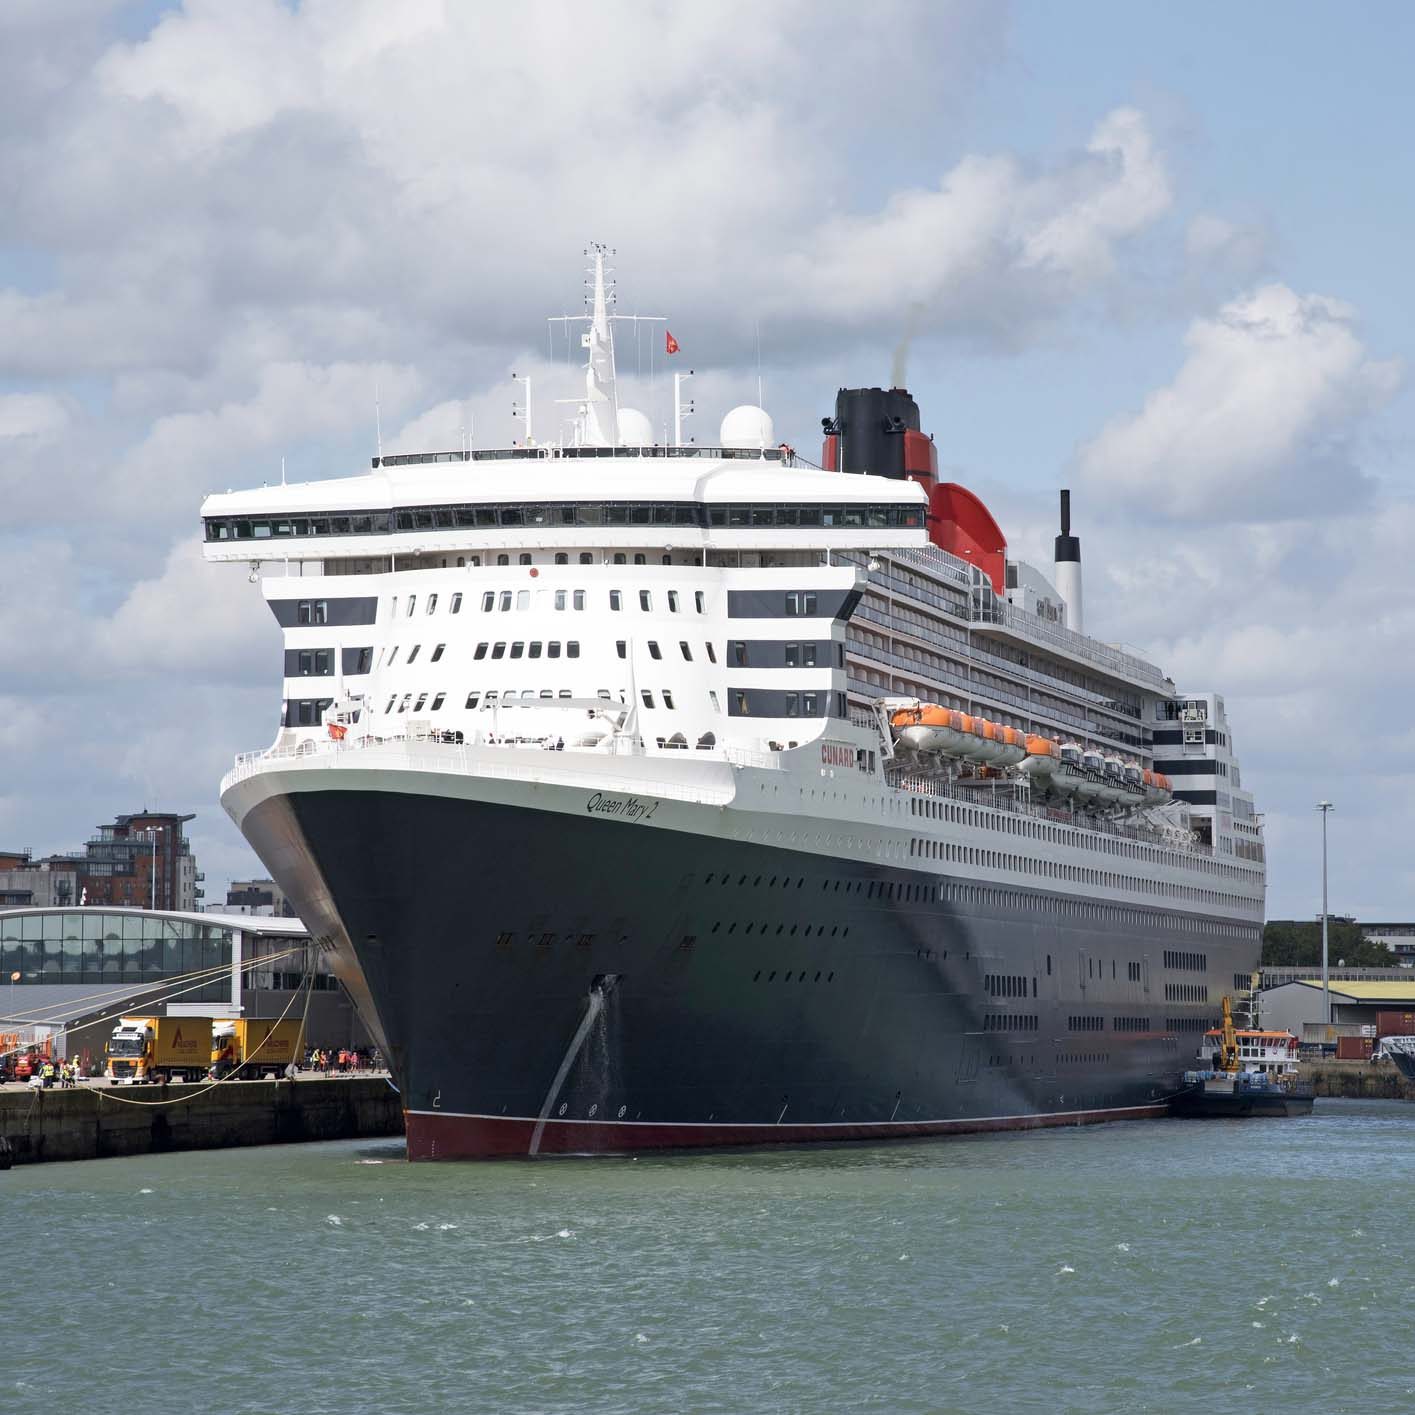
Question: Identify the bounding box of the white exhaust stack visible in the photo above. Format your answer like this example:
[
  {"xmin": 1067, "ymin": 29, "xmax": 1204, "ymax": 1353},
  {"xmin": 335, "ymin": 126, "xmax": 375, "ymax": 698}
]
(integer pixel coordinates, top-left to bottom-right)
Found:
[{"xmin": 1054, "ymin": 489, "xmax": 1083, "ymax": 634}]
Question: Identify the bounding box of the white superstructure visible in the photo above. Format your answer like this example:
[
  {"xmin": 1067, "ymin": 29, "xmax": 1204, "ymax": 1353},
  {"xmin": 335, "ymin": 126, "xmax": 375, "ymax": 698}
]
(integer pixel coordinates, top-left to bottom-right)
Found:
[{"xmin": 202, "ymin": 251, "xmax": 1264, "ymax": 936}]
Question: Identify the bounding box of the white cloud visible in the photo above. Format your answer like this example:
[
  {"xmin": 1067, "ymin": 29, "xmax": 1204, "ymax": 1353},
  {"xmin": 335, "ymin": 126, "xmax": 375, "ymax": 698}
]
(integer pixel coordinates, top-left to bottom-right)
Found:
[
  {"xmin": 0, "ymin": 392, "xmax": 70, "ymax": 443},
  {"xmin": 1076, "ymin": 284, "xmax": 1401, "ymax": 522},
  {"xmin": 775, "ymin": 106, "xmax": 1171, "ymax": 347},
  {"xmin": 104, "ymin": 538, "xmax": 277, "ymax": 682}
]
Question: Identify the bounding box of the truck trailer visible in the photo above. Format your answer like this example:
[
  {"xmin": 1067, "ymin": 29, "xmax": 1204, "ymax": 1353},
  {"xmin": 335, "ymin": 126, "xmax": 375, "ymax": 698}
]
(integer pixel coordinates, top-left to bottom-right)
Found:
[
  {"xmin": 211, "ymin": 1018, "xmax": 306, "ymax": 1078},
  {"xmin": 105, "ymin": 1016, "xmax": 213, "ymax": 1084}
]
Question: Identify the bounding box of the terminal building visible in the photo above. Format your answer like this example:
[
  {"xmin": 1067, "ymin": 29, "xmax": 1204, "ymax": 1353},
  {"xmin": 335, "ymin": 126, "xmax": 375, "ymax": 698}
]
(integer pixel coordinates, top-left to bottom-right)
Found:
[{"xmin": 0, "ymin": 905, "xmax": 371, "ymax": 1065}]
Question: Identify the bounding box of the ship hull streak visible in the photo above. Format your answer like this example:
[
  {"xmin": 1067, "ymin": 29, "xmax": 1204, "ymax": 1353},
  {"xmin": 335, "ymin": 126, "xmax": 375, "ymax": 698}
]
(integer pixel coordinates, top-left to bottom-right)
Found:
[{"xmin": 238, "ymin": 787, "xmax": 1252, "ymax": 1160}]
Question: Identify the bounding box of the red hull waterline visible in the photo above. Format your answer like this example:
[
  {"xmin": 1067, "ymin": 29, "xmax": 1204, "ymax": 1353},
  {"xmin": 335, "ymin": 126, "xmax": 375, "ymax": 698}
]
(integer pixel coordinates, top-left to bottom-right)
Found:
[{"xmin": 403, "ymin": 1103, "xmax": 1172, "ymax": 1161}]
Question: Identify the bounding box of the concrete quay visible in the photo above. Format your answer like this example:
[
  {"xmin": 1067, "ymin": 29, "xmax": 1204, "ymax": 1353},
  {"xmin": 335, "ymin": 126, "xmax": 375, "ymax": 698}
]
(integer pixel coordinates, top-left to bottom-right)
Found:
[
  {"xmin": 0, "ymin": 1075, "xmax": 404, "ymax": 1167},
  {"xmin": 1299, "ymin": 1057, "xmax": 1415, "ymax": 1101}
]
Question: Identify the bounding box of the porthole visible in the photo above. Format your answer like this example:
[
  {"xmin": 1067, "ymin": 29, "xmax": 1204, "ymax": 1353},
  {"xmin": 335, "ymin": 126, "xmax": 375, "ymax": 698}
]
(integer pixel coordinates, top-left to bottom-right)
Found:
[
  {"xmin": 617, "ymin": 1105, "xmax": 627, "ymax": 1118},
  {"xmin": 557, "ymin": 1103, "xmax": 567, "ymax": 1116}
]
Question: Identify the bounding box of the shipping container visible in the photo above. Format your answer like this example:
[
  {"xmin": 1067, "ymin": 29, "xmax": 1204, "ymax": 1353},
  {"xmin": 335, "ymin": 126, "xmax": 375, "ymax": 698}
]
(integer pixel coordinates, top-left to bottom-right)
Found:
[
  {"xmin": 1335, "ymin": 1036, "xmax": 1374, "ymax": 1060},
  {"xmin": 1375, "ymin": 1010, "xmax": 1415, "ymax": 1038},
  {"xmin": 1302, "ymin": 1022, "xmax": 1366, "ymax": 1042}
]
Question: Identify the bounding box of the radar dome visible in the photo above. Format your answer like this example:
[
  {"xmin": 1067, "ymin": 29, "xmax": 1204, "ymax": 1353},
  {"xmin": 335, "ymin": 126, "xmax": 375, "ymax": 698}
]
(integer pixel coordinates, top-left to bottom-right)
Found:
[
  {"xmin": 617, "ymin": 408, "xmax": 655, "ymax": 446},
  {"xmin": 719, "ymin": 404, "xmax": 775, "ymax": 449}
]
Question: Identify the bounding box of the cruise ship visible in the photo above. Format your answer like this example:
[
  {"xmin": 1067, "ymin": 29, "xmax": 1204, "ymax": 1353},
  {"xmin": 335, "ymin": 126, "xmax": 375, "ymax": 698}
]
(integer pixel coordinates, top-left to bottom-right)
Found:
[{"xmin": 201, "ymin": 248, "xmax": 1265, "ymax": 1158}]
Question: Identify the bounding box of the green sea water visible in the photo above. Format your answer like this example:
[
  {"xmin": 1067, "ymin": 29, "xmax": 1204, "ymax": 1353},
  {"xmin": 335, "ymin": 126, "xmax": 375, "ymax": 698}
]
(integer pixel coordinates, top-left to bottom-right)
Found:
[{"xmin": 5, "ymin": 1100, "xmax": 1410, "ymax": 1415}]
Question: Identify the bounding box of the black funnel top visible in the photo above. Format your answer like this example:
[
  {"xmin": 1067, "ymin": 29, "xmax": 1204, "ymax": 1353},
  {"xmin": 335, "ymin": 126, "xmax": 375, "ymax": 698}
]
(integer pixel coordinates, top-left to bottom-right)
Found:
[
  {"xmin": 1054, "ymin": 489, "xmax": 1080, "ymax": 564},
  {"xmin": 829, "ymin": 387, "xmax": 920, "ymax": 478}
]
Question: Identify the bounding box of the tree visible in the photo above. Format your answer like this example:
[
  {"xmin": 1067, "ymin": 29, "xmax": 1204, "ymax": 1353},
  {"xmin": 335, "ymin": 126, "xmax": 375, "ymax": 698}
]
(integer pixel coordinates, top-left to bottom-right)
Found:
[{"xmin": 1262, "ymin": 921, "xmax": 1394, "ymax": 968}]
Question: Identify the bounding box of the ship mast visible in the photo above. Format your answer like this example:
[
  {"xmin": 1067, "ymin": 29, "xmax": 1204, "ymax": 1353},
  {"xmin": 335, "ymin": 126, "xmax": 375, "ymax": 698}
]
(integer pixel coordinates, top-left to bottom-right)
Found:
[
  {"xmin": 583, "ymin": 244, "xmax": 619, "ymax": 448},
  {"xmin": 549, "ymin": 246, "xmax": 664, "ymax": 448}
]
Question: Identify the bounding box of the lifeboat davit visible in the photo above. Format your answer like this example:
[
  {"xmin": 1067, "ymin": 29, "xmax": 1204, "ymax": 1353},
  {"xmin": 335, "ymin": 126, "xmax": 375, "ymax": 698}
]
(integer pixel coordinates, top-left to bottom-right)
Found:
[
  {"xmin": 1020, "ymin": 734, "xmax": 1084, "ymax": 796},
  {"xmin": 1142, "ymin": 768, "xmax": 1173, "ymax": 805}
]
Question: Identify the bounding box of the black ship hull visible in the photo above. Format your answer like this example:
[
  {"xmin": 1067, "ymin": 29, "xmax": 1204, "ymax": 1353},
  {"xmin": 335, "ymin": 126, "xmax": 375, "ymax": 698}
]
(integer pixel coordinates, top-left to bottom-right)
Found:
[
  {"xmin": 235, "ymin": 783, "xmax": 1255, "ymax": 1159},
  {"xmin": 1170, "ymin": 1085, "xmax": 1315, "ymax": 1118}
]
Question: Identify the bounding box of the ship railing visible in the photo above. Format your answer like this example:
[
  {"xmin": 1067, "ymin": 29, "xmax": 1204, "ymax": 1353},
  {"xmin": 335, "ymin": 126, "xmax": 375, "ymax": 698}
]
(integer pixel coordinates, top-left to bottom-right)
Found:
[
  {"xmin": 886, "ymin": 768, "xmax": 1218, "ymax": 859},
  {"xmin": 845, "ymin": 656, "xmax": 1143, "ymax": 753},
  {"xmin": 845, "ymin": 545, "xmax": 1170, "ymax": 691},
  {"xmin": 369, "ymin": 445, "xmax": 822, "ymax": 471},
  {"xmin": 848, "ymin": 606, "xmax": 1147, "ymax": 745},
  {"xmin": 970, "ymin": 600, "xmax": 1170, "ymax": 690},
  {"xmin": 224, "ymin": 729, "xmax": 778, "ymax": 792}
]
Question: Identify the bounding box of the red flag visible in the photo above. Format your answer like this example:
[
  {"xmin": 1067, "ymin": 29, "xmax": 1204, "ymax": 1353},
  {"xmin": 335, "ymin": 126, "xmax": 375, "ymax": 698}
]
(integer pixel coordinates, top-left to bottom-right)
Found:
[{"xmin": 665, "ymin": 331, "xmax": 680, "ymax": 355}]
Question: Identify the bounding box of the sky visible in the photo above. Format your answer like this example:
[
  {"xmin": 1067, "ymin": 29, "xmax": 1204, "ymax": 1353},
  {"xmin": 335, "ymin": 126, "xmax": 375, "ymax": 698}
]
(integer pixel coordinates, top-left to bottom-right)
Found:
[{"xmin": 2, "ymin": 0, "xmax": 1410, "ymax": 920}]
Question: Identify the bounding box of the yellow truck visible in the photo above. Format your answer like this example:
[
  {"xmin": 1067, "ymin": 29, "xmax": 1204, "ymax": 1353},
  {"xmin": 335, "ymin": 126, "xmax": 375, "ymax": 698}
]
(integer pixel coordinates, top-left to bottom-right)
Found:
[
  {"xmin": 211, "ymin": 1018, "xmax": 306, "ymax": 1079},
  {"xmin": 105, "ymin": 1016, "xmax": 213, "ymax": 1084}
]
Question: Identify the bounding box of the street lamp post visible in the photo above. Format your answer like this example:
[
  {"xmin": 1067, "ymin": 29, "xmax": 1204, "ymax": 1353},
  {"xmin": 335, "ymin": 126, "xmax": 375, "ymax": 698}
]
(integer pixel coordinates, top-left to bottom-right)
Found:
[
  {"xmin": 1317, "ymin": 801, "xmax": 1334, "ymax": 1025},
  {"xmin": 148, "ymin": 826, "xmax": 163, "ymax": 911}
]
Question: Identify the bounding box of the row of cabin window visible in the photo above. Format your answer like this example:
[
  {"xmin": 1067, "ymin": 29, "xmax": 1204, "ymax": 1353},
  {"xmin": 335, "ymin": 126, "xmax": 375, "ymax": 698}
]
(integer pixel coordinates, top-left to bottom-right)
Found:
[
  {"xmin": 459, "ymin": 688, "xmax": 690, "ymax": 712},
  {"xmin": 984, "ymin": 973, "xmax": 1029, "ymax": 998},
  {"xmin": 619, "ymin": 641, "xmax": 717, "ymax": 663},
  {"xmin": 383, "ymin": 686, "xmax": 605, "ymax": 714},
  {"xmin": 731, "ymin": 689, "xmax": 846, "ymax": 718},
  {"xmin": 472, "ymin": 641, "xmax": 582, "ymax": 661},
  {"xmin": 387, "ymin": 643, "xmax": 447, "ymax": 667},
  {"xmin": 1162, "ymin": 949, "xmax": 1208, "ymax": 971},
  {"xmin": 206, "ymin": 502, "xmax": 924, "ymax": 540},
  {"xmin": 293, "ymin": 649, "xmax": 332, "ymax": 675},
  {"xmin": 982, "ymin": 1014, "xmax": 1039, "ymax": 1032},
  {"xmin": 1164, "ymin": 983, "xmax": 1208, "ymax": 1002},
  {"xmin": 730, "ymin": 641, "xmax": 843, "ymax": 668},
  {"xmin": 464, "ymin": 588, "xmax": 708, "ymax": 615}
]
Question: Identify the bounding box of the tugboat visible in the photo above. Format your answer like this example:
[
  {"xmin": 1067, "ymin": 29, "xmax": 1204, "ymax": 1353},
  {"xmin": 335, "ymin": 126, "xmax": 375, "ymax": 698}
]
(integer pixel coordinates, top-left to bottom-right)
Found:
[{"xmin": 1171, "ymin": 996, "xmax": 1315, "ymax": 1118}]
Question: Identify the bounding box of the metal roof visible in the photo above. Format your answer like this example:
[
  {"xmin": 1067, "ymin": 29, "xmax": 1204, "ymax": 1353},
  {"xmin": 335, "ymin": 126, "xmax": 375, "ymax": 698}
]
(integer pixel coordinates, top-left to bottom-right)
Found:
[
  {"xmin": 0, "ymin": 905, "xmax": 308, "ymax": 937},
  {"xmin": 1290, "ymin": 979, "xmax": 1415, "ymax": 1002}
]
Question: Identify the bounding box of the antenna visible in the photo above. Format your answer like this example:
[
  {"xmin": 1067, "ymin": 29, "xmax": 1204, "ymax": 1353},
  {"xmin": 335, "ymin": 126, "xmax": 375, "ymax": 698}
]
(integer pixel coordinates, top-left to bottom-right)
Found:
[
  {"xmin": 674, "ymin": 369, "xmax": 695, "ymax": 448},
  {"xmin": 549, "ymin": 244, "xmax": 665, "ymax": 446},
  {"xmin": 512, "ymin": 374, "xmax": 533, "ymax": 446}
]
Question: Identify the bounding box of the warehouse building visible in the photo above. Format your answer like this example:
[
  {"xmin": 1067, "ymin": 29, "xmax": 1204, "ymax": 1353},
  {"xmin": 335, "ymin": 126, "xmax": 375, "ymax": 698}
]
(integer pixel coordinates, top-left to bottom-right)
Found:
[{"xmin": 1259, "ymin": 978, "xmax": 1415, "ymax": 1051}]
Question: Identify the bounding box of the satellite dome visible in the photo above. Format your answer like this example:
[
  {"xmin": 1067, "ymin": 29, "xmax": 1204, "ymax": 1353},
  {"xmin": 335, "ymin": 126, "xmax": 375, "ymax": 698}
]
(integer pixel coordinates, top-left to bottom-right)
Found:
[
  {"xmin": 617, "ymin": 408, "xmax": 654, "ymax": 447},
  {"xmin": 719, "ymin": 404, "xmax": 775, "ymax": 450}
]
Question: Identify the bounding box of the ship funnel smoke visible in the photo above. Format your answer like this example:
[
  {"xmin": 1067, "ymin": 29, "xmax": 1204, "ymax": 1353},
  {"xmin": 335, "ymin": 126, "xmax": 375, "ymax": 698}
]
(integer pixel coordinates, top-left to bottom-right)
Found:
[
  {"xmin": 1054, "ymin": 488, "xmax": 1083, "ymax": 635},
  {"xmin": 891, "ymin": 335, "xmax": 911, "ymax": 390},
  {"xmin": 890, "ymin": 304, "xmax": 922, "ymax": 390}
]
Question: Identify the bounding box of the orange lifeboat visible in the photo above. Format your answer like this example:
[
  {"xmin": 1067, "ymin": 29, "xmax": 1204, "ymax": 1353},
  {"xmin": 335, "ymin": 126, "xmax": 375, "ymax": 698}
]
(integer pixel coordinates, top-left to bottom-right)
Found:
[
  {"xmin": 891, "ymin": 703, "xmax": 973, "ymax": 756},
  {"xmin": 991, "ymin": 724, "xmax": 1027, "ymax": 767},
  {"xmin": 1141, "ymin": 769, "xmax": 1173, "ymax": 805}
]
